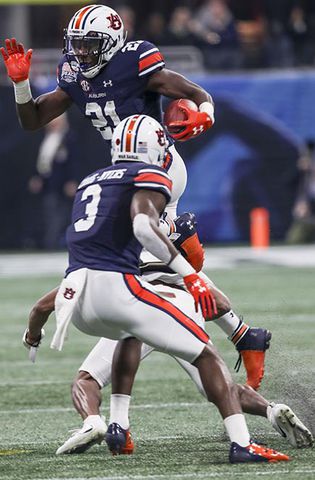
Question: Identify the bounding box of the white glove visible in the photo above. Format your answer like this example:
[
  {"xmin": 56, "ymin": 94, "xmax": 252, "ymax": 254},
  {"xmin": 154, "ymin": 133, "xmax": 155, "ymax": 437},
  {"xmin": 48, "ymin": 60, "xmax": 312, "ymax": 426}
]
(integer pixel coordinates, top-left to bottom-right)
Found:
[{"xmin": 22, "ymin": 328, "xmax": 45, "ymax": 363}]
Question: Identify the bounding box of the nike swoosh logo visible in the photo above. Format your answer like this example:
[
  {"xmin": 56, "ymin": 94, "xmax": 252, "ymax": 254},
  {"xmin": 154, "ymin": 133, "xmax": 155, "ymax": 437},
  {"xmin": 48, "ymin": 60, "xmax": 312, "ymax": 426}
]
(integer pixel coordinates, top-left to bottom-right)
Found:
[{"xmin": 277, "ymin": 425, "xmax": 287, "ymax": 438}]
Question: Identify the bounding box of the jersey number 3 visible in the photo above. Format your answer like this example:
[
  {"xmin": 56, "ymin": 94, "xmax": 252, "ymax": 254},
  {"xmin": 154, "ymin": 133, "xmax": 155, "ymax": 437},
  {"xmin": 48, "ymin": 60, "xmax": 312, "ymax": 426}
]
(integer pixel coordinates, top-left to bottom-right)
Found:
[
  {"xmin": 85, "ymin": 101, "xmax": 120, "ymax": 140},
  {"xmin": 74, "ymin": 184, "xmax": 101, "ymax": 232}
]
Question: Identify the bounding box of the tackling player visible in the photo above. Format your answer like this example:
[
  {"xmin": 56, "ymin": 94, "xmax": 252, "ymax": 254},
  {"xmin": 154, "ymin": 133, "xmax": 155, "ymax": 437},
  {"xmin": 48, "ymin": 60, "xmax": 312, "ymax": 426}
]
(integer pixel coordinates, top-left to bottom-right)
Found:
[
  {"xmin": 24, "ymin": 115, "xmax": 312, "ymax": 462},
  {"xmin": 1, "ymin": 4, "xmax": 271, "ymax": 390},
  {"xmin": 24, "ymin": 212, "xmax": 313, "ymax": 456}
]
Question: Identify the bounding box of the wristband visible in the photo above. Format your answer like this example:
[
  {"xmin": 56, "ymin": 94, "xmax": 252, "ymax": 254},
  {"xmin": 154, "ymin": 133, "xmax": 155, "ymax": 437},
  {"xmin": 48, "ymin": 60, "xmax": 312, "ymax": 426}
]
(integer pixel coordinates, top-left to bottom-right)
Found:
[
  {"xmin": 14, "ymin": 79, "xmax": 32, "ymax": 104},
  {"xmin": 199, "ymin": 101, "xmax": 215, "ymax": 123},
  {"xmin": 168, "ymin": 253, "xmax": 195, "ymax": 277}
]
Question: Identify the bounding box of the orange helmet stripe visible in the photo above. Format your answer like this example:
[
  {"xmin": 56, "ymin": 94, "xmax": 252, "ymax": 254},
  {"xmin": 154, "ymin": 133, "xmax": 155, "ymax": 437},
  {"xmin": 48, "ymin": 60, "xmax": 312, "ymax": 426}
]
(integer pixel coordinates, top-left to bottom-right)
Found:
[
  {"xmin": 125, "ymin": 116, "xmax": 139, "ymax": 152},
  {"xmin": 74, "ymin": 5, "xmax": 94, "ymax": 30}
]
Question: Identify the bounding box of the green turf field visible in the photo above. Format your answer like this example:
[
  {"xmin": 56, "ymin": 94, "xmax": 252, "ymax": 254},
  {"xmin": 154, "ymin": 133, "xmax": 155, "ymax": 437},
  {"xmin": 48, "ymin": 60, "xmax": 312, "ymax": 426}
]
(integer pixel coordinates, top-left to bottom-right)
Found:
[{"xmin": 0, "ymin": 266, "xmax": 314, "ymax": 480}]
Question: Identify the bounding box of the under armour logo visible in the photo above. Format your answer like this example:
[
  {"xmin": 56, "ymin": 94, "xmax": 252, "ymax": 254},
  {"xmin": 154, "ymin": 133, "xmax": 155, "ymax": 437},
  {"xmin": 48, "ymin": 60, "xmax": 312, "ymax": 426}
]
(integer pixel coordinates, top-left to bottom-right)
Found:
[
  {"xmin": 193, "ymin": 125, "xmax": 204, "ymax": 136},
  {"xmin": 107, "ymin": 13, "xmax": 122, "ymax": 30},
  {"xmin": 186, "ymin": 220, "xmax": 194, "ymax": 230},
  {"xmin": 103, "ymin": 80, "xmax": 113, "ymax": 88},
  {"xmin": 194, "ymin": 280, "xmax": 207, "ymax": 293},
  {"xmin": 63, "ymin": 287, "xmax": 76, "ymax": 300}
]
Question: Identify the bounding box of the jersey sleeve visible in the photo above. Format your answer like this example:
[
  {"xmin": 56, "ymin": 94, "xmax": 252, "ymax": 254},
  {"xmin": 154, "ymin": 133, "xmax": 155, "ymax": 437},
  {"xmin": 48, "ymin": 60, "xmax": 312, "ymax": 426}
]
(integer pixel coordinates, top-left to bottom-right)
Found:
[
  {"xmin": 137, "ymin": 41, "xmax": 165, "ymax": 78},
  {"xmin": 134, "ymin": 165, "xmax": 172, "ymax": 203}
]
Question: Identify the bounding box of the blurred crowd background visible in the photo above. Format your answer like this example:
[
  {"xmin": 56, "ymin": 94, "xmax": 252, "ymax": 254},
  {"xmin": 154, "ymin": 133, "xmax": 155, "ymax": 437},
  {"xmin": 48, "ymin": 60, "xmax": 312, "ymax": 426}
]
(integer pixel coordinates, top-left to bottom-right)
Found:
[
  {"xmin": 0, "ymin": 0, "xmax": 315, "ymax": 250},
  {"xmin": 2, "ymin": 0, "xmax": 315, "ymax": 71}
]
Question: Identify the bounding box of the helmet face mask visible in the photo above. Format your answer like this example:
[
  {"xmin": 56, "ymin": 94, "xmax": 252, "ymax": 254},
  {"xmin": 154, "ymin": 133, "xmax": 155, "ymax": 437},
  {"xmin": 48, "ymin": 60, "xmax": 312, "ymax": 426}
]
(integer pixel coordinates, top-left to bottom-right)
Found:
[
  {"xmin": 64, "ymin": 32, "xmax": 116, "ymax": 74},
  {"xmin": 64, "ymin": 5, "xmax": 125, "ymax": 78}
]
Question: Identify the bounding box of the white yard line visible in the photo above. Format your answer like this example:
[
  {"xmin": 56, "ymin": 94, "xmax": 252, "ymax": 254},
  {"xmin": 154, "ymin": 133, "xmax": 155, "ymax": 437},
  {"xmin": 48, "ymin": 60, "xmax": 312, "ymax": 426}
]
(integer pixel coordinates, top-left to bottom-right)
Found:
[
  {"xmin": 0, "ymin": 401, "xmax": 204, "ymax": 415},
  {"xmin": 1, "ymin": 245, "xmax": 315, "ymax": 278},
  {"xmin": 0, "ymin": 380, "xmax": 70, "ymax": 386}
]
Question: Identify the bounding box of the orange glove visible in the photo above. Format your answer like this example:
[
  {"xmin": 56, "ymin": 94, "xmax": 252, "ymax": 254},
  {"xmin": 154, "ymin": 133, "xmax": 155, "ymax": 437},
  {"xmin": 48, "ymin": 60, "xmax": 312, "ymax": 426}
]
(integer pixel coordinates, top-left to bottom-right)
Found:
[
  {"xmin": 184, "ymin": 273, "xmax": 217, "ymax": 319},
  {"xmin": 0, "ymin": 38, "xmax": 32, "ymax": 83},
  {"xmin": 168, "ymin": 108, "xmax": 213, "ymax": 142}
]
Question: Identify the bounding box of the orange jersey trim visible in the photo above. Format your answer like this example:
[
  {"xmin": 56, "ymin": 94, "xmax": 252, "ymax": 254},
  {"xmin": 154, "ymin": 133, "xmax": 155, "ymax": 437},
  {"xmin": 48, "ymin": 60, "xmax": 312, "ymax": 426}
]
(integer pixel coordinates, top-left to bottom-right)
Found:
[
  {"xmin": 124, "ymin": 274, "xmax": 209, "ymax": 344},
  {"xmin": 139, "ymin": 52, "xmax": 164, "ymax": 73},
  {"xmin": 134, "ymin": 172, "xmax": 172, "ymax": 191}
]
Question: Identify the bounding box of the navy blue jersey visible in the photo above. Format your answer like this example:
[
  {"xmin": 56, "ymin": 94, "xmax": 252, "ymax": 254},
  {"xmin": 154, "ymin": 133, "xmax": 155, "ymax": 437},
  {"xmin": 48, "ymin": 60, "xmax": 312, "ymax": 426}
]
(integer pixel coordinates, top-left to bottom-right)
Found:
[
  {"xmin": 66, "ymin": 161, "xmax": 172, "ymax": 275},
  {"xmin": 57, "ymin": 41, "xmax": 170, "ymax": 146}
]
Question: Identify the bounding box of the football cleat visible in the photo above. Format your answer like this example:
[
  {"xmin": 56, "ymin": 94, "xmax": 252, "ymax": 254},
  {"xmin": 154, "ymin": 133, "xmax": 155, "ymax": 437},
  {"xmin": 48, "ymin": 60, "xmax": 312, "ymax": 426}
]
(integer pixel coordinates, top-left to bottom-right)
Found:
[
  {"xmin": 235, "ymin": 328, "xmax": 272, "ymax": 390},
  {"xmin": 269, "ymin": 403, "xmax": 314, "ymax": 448},
  {"xmin": 171, "ymin": 212, "xmax": 204, "ymax": 272},
  {"xmin": 105, "ymin": 423, "xmax": 134, "ymax": 455},
  {"xmin": 229, "ymin": 441, "xmax": 290, "ymax": 463},
  {"xmin": 56, "ymin": 417, "xmax": 107, "ymax": 455}
]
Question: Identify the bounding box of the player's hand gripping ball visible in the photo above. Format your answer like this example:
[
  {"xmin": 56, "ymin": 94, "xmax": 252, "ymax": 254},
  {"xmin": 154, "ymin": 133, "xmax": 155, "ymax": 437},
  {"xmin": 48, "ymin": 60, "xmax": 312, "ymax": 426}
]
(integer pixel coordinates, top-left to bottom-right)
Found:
[{"xmin": 164, "ymin": 99, "xmax": 213, "ymax": 142}]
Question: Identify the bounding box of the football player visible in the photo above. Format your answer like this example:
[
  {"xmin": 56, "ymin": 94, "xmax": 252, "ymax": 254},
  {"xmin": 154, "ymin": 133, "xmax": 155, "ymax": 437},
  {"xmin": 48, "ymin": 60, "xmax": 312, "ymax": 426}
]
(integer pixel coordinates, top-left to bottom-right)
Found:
[
  {"xmin": 25, "ymin": 213, "xmax": 313, "ymax": 456},
  {"xmin": 24, "ymin": 115, "xmax": 312, "ymax": 462},
  {"xmin": 2, "ymin": 4, "xmax": 271, "ymax": 390}
]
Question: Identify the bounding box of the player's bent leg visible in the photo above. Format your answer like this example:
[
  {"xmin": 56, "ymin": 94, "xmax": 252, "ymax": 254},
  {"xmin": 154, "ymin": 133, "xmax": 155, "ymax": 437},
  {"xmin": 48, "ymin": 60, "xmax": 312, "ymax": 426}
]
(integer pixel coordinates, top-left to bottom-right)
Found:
[
  {"xmin": 78, "ymin": 337, "xmax": 154, "ymax": 392},
  {"xmin": 106, "ymin": 338, "xmax": 156, "ymax": 455},
  {"xmin": 56, "ymin": 370, "xmax": 106, "ymax": 455},
  {"xmin": 105, "ymin": 337, "xmax": 141, "ymax": 455},
  {"xmin": 213, "ymin": 310, "xmax": 271, "ymax": 390},
  {"xmin": 193, "ymin": 345, "xmax": 289, "ymax": 463},
  {"xmin": 56, "ymin": 413, "xmax": 107, "ymax": 455},
  {"xmin": 193, "ymin": 344, "xmax": 242, "ymax": 418},
  {"xmin": 78, "ymin": 337, "xmax": 119, "ymax": 389},
  {"xmin": 234, "ymin": 327, "xmax": 272, "ymax": 390},
  {"xmin": 111, "ymin": 337, "xmax": 142, "ymax": 395},
  {"xmin": 74, "ymin": 271, "xmax": 289, "ymax": 462},
  {"xmin": 163, "ymin": 145, "xmax": 187, "ymax": 220},
  {"xmin": 72, "ymin": 371, "xmax": 102, "ymax": 420},
  {"xmin": 60, "ymin": 337, "xmax": 153, "ymax": 456},
  {"xmin": 202, "ymin": 273, "xmax": 272, "ymax": 390}
]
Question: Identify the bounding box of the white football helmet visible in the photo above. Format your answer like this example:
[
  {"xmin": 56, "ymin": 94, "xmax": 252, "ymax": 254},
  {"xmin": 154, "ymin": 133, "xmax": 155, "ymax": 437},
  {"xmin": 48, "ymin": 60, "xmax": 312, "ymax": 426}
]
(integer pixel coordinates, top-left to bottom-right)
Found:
[
  {"xmin": 64, "ymin": 4, "xmax": 126, "ymax": 78},
  {"xmin": 112, "ymin": 115, "xmax": 169, "ymax": 166}
]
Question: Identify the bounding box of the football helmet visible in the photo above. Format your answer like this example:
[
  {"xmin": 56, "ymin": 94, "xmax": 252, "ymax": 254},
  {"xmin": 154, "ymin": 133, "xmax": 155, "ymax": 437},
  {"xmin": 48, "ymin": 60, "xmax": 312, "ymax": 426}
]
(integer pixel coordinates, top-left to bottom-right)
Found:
[
  {"xmin": 112, "ymin": 115, "xmax": 169, "ymax": 167},
  {"xmin": 64, "ymin": 4, "xmax": 126, "ymax": 78}
]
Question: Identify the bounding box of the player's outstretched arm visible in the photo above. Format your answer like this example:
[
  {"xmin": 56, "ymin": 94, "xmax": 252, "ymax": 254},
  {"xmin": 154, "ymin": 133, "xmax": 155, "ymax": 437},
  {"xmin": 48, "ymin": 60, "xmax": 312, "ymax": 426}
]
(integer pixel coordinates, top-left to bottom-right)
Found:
[
  {"xmin": 23, "ymin": 287, "xmax": 58, "ymax": 362},
  {"xmin": 0, "ymin": 38, "xmax": 72, "ymax": 130},
  {"xmin": 130, "ymin": 190, "xmax": 217, "ymax": 319},
  {"xmin": 27, "ymin": 287, "xmax": 57, "ymax": 340}
]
